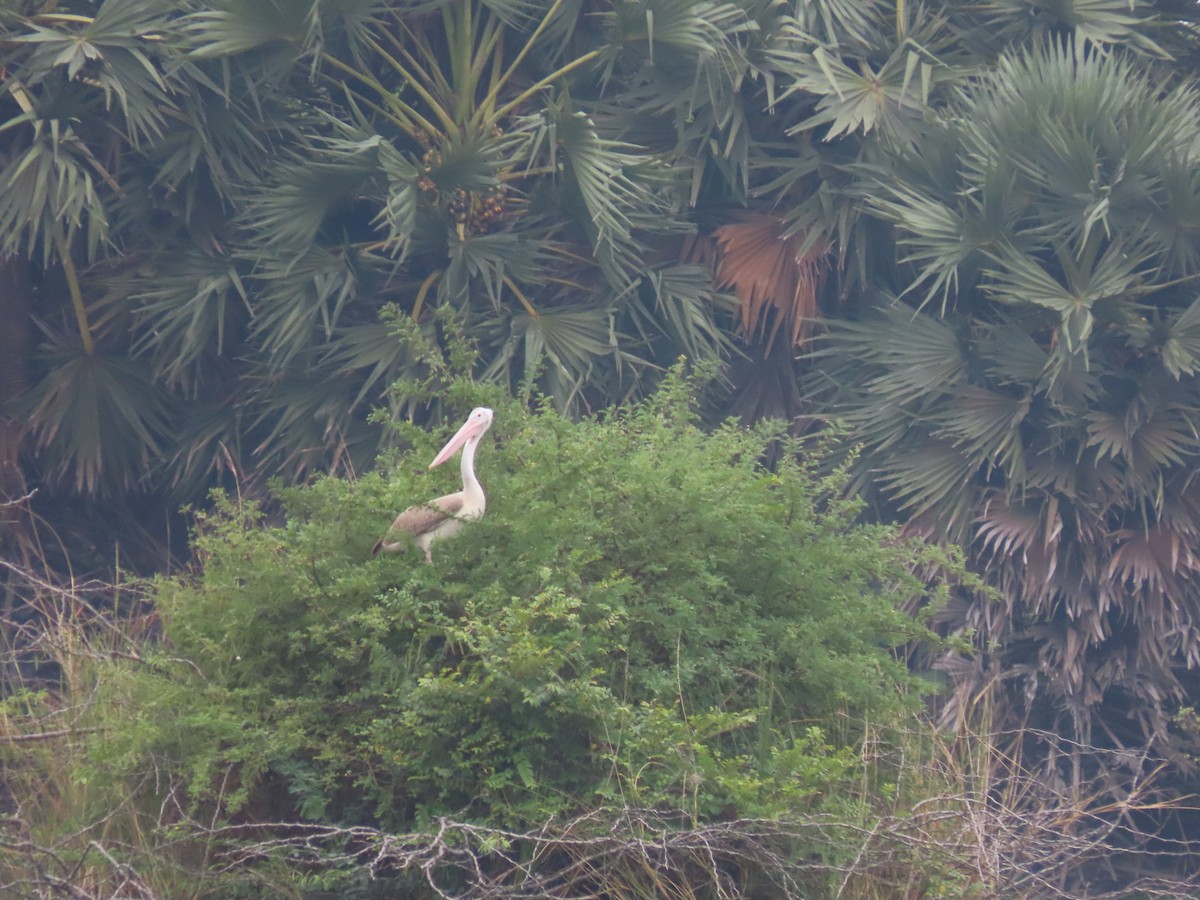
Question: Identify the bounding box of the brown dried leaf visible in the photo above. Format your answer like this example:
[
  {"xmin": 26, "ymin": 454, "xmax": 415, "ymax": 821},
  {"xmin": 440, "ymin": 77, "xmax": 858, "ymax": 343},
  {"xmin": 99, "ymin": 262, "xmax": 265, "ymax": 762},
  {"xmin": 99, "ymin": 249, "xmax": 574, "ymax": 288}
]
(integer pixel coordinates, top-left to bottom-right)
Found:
[
  {"xmin": 712, "ymin": 214, "xmax": 828, "ymax": 350},
  {"xmin": 1107, "ymin": 526, "xmax": 1199, "ymax": 593}
]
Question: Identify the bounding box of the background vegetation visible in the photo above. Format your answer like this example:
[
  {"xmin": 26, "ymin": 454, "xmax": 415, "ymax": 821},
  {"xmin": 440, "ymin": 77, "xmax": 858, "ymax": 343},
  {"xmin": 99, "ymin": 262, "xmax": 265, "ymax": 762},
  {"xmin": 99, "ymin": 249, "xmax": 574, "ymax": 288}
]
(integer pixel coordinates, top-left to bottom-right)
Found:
[{"xmin": 6, "ymin": 0, "xmax": 1200, "ymax": 896}]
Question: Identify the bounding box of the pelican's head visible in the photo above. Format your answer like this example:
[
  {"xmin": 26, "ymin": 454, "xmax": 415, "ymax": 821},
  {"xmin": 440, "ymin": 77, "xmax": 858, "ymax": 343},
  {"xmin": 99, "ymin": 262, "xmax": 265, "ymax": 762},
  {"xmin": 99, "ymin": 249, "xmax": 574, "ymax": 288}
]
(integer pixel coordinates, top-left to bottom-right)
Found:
[{"xmin": 429, "ymin": 407, "xmax": 494, "ymax": 468}]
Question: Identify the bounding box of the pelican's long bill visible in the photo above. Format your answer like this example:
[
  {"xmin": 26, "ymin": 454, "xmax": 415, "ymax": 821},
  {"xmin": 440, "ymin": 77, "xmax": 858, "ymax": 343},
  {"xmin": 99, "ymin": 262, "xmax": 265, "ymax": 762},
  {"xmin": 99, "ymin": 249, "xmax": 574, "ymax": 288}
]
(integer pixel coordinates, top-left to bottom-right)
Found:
[{"xmin": 429, "ymin": 411, "xmax": 492, "ymax": 468}]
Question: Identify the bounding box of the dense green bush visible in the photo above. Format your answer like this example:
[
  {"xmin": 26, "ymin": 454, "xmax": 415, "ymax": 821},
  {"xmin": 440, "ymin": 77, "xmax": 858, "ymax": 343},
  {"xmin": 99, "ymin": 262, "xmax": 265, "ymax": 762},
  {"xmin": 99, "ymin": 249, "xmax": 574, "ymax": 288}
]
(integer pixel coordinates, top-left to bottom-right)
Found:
[{"xmin": 78, "ymin": 370, "xmax": 949, "ymax": 865}]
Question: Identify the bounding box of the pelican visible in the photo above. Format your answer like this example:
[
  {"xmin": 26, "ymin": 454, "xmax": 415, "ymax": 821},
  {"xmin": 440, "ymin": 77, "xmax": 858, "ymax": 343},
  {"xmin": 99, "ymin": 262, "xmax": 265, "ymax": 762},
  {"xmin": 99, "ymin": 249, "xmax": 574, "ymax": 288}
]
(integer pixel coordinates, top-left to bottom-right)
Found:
[{"xmin": 371, "ymin": 407, "xmax": 494, "ymax": 562}]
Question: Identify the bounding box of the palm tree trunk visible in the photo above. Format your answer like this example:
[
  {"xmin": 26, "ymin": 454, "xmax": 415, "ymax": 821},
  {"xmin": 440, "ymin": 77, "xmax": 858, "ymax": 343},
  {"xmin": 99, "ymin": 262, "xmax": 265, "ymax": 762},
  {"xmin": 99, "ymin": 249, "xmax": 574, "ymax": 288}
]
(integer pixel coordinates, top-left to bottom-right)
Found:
[
  {"xmin": 0, "ymin": 253, "xmax": 33, "ymax": 691},
  {"xmin": 0, "ymin": 253, "xmax": 32, "ymax": 502}
]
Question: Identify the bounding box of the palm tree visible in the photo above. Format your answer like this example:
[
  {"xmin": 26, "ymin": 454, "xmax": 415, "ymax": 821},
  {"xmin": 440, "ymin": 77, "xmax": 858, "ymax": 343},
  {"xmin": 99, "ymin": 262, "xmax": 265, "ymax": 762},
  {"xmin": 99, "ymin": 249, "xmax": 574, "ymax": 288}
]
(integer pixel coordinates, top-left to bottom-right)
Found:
[
  {"xmin": 815, "ymin": 33, "xmax": 1200, "ymax": 776},
  {"xmin": 163, "ymin": 0, "xmax": 749, "ymax": 480},
  {"xmin": 0, "ymin": 0, "xmax": 246, "ymax": 563},
  {"xmin": 2, "ymin": 0, "xmax": 972, "ymax": 551},
  {"xmin": 0, "ymin": 0, "xmax": 758, "ymax": 560}
]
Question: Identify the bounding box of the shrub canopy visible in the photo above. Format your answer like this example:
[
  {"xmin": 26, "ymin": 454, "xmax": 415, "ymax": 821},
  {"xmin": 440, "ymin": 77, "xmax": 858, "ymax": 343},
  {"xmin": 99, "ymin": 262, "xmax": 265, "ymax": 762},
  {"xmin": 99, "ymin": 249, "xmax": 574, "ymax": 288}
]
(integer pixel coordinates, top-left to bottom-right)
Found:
[{"xmin": 85, "ymin": 371, "xmax": 945, "ymax": 834}]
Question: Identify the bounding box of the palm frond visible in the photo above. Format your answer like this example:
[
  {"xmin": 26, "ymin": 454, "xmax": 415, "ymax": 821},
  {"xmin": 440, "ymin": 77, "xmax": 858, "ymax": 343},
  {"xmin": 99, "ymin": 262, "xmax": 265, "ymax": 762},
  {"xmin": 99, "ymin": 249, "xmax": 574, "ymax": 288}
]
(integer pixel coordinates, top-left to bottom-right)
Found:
[
  {"xmin": 877, "ymin": 437, "xmax": 979, "ymax": 531},
  {"xmin": 320, "ymin": 321, "xmax": 413, "ymax": 410},
  {"xmin": 6, "ymin": 1, "xmax": 178, "ymax": 141},
  {"xmin": 374, "ymin": 140, "xmax": 421, "ymax": 261},
  {"xmin": 247, "ymin": 361, "xmax": 377, "ymax": 478},
  {"xmin": 934, "ymin": 384, "xmax": 1031, "ymax": 479},
  {"xmin": 181, "ymin": 0, "xmax": 315, "ymax": 58},
  {"xmin": 975, "ymin": 322, "xmax": 1051, "ymax": 388},
  {"xmin": 248, "ymin": 245, "xmax": 362, "ymax": 367},
  {"xmin": 167, "ymin": 396, "xmax": 250, "ymax": 496},
  {"xmin": 125, "ymin": 249, "xmax": 249, "ymax": 387},
  {"xmin": 545, "ymin": 101, "xmax": 681, "ymax": 285},
  {"xmin": 1160, "ymin": 295, "xmax": 1200, "ymax": 379},
  {"xmin": 712, "ymin": 214, "xmax": 826, "ymax": 350},
  {"xmin": 237, "ymin": 137, "xmax": 384, "ymax": 257},
  {"xmin": 826, "ymin": 303, "xmax": 968, "ymax": 405},
  {"xmin": 643, "ymin": 263, "xmax": 731, "ymax": 363},
  {"xmin": 482, "ymin": 307, "xmax": 616, "ymax": 413},
  {"xmin": 975, "ymin": 493, "xmax": 1055, "ymax": 562},
  {"xmin": 1085, "ymin": 399, "xmax": 1196, "ymax": 470},
  {"xmin": 979, "ymin": 236, "xmax": 1150, "ymax": 355},
  {"xmin": 773, "ymin": 33, "xmax": 951, "ymax": 143},
  {"xmin": 26, "ymin": 346, "xmax": 171, "ymax": 494},
  {"xmin": 783, "ymin": 0, "xmax": 885, "ymax": 48},
  {"xmin": 603, "ymin": 0, "xmax": 755, "ymax": 103},
  {"xmin": 0, "ymin": 121, "xmax": 109, "ymax": 263},
  {"xmin": 1107, "ymin": 526, "xmax": 1198, "ymax": 594},
  {"xmin": 974, "ymin": 0, "xmax": 1169, "ymax": 56},
  {"xmin": 441, "ymin": 230, "xmax": 543, "ymax": 309}
]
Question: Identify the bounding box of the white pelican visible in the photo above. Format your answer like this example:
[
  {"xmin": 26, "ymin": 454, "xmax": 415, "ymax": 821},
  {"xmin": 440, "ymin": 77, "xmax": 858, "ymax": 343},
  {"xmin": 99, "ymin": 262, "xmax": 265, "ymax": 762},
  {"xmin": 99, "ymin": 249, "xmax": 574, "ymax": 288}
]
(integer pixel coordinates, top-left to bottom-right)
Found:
[{"xmin": 371, "ymin": 407, "xmax": 494, "ymax": 562}]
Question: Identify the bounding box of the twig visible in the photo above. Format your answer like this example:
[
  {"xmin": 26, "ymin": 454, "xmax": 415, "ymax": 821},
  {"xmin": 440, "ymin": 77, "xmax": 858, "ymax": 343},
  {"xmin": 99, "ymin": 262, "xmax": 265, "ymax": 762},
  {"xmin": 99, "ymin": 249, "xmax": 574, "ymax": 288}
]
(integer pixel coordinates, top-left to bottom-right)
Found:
[
  {"xmin": 0, "ymin": 488, "xmax": 36, "ymax": 508},
  {"xmin": 0, "ymin": 727, "xmax": 101, "ymax": 743}
]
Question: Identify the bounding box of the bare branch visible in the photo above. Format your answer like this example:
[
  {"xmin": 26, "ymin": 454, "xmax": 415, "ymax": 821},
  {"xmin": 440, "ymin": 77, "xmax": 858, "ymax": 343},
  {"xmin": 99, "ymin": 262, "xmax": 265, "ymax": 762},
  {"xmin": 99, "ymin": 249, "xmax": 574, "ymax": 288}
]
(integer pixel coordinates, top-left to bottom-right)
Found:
[
  {"xmin": 0, "ymin": 727, "xmax": 101, "ymax": 743},
  {"xmin": 0, "ymin": 488, "xmax": 36, "ymax": 508}
]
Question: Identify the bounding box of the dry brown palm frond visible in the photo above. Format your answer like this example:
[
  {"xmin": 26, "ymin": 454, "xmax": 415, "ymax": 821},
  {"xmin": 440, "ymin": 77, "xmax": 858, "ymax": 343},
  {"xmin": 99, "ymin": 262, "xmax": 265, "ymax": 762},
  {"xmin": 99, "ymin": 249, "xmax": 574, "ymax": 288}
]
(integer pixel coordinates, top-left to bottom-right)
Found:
[
  {"xmin": 1108, "ymin": 525, "xmax": 1199, "ymax": 595},
  {"xmin": 711, "ymin": 214, "xmax": 828, "ymax": 352}
]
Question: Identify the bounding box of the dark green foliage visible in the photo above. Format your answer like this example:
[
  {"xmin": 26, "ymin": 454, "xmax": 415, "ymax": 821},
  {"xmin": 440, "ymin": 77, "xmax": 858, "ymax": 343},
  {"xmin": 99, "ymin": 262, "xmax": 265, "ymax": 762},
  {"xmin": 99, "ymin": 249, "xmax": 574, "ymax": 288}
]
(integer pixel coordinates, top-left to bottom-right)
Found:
[
  {"xmin": 0, "ymin": 0, "xmax": 740, "ymax": 531},
  {"xmin": 83, "ymin": 371, "xmax": 943, "ymax": 838},
  {"xmin": 816, "ymin": 40, "xmax": 1200, "ymax": 764}
]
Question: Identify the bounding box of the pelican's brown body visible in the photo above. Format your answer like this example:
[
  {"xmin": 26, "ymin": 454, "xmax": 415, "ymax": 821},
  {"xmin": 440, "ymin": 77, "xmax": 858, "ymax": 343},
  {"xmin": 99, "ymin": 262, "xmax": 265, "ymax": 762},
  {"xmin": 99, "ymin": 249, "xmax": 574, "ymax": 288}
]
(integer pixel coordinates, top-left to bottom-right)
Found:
[{"xmin": 371, "ymin": 407, "xmax": 493, "ymax": 562}]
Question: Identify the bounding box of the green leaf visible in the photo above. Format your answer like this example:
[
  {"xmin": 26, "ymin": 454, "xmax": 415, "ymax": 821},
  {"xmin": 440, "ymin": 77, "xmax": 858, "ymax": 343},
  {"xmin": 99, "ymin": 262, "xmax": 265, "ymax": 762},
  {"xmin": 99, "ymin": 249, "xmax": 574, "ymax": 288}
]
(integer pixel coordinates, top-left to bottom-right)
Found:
[
  {"xmin": 25, "ymin": 348, "xmax": 171, "ymax": 494},
  {"xmin": 825, "ymin": 304, "xmax": 968, "ymax": 404},
  {"xmin": 1160, "ymin": 295, "xmax": 1200, "ymax": 379}
]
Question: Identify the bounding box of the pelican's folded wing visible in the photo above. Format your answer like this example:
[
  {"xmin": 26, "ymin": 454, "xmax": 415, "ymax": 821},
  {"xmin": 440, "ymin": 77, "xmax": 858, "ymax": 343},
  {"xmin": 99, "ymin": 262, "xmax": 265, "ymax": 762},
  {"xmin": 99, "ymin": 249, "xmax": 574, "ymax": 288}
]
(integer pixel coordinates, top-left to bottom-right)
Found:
[{"xmin": 371, "ymin": 493, "xmax": 465, "ymax": 556}]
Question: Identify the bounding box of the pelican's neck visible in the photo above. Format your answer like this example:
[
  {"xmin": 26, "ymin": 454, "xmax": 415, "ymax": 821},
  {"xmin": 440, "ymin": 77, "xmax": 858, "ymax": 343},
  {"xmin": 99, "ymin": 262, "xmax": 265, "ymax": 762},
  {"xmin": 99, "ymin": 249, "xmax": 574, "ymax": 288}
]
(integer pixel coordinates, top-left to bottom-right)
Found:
[{"xmin": 460, "ymin": 435, "xmax": 483, "ymax": 498}]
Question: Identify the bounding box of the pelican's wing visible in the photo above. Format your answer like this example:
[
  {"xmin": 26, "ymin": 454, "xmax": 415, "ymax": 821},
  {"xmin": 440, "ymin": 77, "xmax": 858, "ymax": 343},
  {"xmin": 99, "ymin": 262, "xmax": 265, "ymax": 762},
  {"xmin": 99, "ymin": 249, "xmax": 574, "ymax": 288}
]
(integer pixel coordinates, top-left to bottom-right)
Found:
[
  {"xmin": 371, "ymin": 493, "xmax": 464, "ymax": 556},
  {"xmin": 392, "ymin": 493, "xmax": 465, "ymax": 535}
]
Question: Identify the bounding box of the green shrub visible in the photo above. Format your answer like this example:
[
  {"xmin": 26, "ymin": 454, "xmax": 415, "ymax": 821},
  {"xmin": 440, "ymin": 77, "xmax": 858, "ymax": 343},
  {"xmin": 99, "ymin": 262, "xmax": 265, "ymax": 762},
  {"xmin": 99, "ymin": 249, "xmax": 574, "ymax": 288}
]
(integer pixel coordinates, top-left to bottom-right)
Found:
[{"xmin": 82, "ymin": 369, "xmax": 948, "ymax": 840}]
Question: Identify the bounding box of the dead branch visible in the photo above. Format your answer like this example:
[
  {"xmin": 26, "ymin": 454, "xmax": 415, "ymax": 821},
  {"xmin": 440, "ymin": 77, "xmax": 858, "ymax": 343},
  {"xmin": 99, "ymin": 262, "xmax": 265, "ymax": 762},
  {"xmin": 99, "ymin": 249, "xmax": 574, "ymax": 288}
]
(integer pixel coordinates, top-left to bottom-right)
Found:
[
  {"xmin": 0, "ymin": 488, "xmax": 36, "ymax": 508},
  {"xmin": 0, "ymin": 727, "xmax": 101, "ymax": 744}
]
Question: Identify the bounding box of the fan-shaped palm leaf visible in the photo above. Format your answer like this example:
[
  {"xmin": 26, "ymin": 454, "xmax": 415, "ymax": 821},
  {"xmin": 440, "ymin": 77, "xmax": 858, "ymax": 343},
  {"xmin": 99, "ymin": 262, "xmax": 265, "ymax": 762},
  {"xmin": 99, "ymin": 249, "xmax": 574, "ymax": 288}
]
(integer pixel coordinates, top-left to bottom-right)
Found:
[
  {"xmin": 548, "ymin": 102, "xmax": 683, "ymax": 284},
  {"xmin": 712, "ymin": 213, "xmax": 826, "ymax": 350},
  {"xmin": 0, "ymin": 121, "xmax": 109, "ymax": 263},
  {"xmin": 1160, "ymin": 295, "xmax": 1200, "ymax": 379},
  {"xmin": 25, "ymin": 347, "xmax": 171, "ymax": 494},
  {"xmin": 123, "ymin": 250, "xmax": 248, "ymax": 387},
  {"xmin": 237, "ymin": 139, "xmax": 383, "ymax": 257},
  {"xmin": 642, "ymin": 263, "xmax": 732, "ymax": 363}
]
